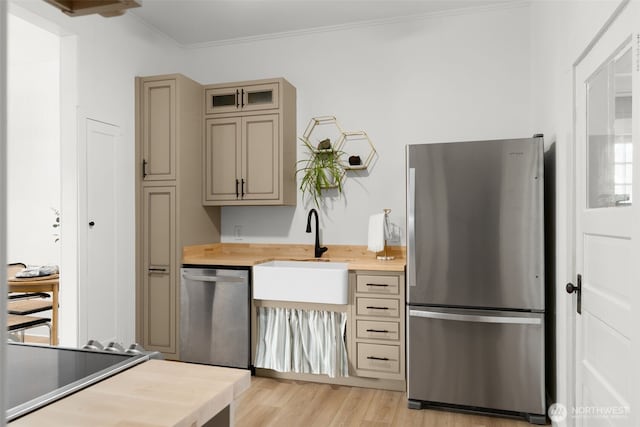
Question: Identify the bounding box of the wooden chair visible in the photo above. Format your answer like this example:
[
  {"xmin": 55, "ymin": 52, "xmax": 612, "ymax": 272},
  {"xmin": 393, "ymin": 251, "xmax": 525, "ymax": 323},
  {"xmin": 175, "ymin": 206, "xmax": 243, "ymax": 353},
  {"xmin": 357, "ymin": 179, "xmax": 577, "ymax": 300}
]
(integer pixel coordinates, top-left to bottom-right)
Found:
[
  {"xmin": 7, "ymin": 314, "xmax": 52, "ymax": 344},
  {"xmin": 6, "ymin": 262, "xmax": 53, "ymax": 344}
]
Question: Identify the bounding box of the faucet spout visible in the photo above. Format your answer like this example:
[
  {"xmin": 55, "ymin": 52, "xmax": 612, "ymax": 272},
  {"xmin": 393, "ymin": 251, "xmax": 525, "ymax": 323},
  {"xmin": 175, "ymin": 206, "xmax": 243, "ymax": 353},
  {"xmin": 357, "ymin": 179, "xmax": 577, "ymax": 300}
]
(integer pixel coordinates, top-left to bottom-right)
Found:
[{"xmin": 306, "ymin": 209, "xmax": 328, "ymax": 258}]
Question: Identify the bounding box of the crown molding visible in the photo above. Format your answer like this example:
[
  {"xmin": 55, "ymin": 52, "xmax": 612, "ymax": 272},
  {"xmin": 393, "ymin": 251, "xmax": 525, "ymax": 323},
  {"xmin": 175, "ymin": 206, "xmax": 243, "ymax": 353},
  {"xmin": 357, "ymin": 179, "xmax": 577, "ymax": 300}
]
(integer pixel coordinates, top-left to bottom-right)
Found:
[{"xmin": 184, "ymin": 1, "xmax": 530, "ymax": 50}]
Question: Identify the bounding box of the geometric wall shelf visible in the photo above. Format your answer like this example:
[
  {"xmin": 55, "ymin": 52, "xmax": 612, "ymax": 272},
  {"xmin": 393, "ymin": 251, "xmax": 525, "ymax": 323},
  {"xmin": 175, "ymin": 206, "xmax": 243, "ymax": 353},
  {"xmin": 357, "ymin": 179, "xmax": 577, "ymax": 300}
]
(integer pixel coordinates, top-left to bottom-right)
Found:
[
  {"xmin": 297, "ymin": 115, "xmax": 377, "ymax": 206},
  {"xmin": 301, "ymin": 116, "xmax": 344, "ymax": 151},
  {"xmin": 335, "ymin": 131, "xmax": 377, "ymax": 171}
]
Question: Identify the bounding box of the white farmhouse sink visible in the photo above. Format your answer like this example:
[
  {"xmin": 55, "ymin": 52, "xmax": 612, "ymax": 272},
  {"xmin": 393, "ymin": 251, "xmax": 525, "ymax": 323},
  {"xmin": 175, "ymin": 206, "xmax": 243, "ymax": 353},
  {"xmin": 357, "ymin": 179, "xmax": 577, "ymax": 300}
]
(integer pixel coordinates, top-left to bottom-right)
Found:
[{"xmin": 253, "ymin": 260, "xmax": 349, "ymax": 304}]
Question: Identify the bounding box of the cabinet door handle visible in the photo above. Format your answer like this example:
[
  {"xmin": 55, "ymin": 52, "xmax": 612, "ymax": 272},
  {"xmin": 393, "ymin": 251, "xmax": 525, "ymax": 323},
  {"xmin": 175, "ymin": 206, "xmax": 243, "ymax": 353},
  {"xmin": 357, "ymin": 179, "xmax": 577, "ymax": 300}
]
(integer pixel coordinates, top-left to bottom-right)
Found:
[
  {"xmin": 366, "ymin": 283, "xmax": 389, "ymax": 287},
  {"xmin": 241, "ymin": 179, "xmax": 245, "ymax": 198},
  {"xmin": 366, "ymin": 329, "xmax": 389, "ymax": 333},
  {"xmin": 149, "ymin": 267, "xmax": 168, "ymax": 273},
  {"xmin": 366, "ymin": 306, "xmax": 389, "ymax": 310},
  {"xmin": 235, "ymin": 179, "xmax": 239, "ymax": 198},
  {"xmin": 236, "ymin": 89, "xmax": 239, "ymax": 108},
  {"xmin": 142, "ymin": 159, "xmax": 148, "ymax": 179},
  {"xmin": 241, "ymin": 89, "xmax": 245, "ymax": 107},
  {"xmin": 366, "ymin": 356, "xmax": 390, "ymax": 361}
]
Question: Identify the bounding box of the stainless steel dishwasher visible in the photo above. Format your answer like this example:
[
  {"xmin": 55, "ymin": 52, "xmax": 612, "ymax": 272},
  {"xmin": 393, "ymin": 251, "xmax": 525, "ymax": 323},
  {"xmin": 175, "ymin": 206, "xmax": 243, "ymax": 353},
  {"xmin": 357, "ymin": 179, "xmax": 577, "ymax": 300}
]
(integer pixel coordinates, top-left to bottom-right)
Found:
[{"xmin": 180, "ymin": 266, "xmax": 250, "ymax": 369}]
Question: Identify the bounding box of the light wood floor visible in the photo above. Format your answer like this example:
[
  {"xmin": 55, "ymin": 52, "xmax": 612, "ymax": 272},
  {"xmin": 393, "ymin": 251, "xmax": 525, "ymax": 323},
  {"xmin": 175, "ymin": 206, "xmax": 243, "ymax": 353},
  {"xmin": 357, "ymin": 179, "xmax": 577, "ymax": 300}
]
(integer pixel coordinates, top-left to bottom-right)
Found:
[{"xmin": 235, "ymin": 377, "xmax": 535, "ymax": 427}]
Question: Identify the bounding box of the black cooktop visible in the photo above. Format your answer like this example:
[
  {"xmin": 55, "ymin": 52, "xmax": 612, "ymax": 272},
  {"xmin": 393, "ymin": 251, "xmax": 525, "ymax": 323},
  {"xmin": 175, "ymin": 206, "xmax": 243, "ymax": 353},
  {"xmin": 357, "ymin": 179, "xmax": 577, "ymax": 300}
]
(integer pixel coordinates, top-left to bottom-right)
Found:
[{"xmin": 7, "ymin": 343, "xmax": 149, "ymax": 422}]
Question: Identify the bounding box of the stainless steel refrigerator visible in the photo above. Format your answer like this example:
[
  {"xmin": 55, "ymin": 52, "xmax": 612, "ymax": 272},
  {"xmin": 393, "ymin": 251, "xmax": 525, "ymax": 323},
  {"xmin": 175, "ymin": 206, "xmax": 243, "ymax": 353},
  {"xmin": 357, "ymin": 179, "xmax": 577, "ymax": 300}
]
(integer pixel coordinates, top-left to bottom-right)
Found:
[{"xmin": 406, "ymin": 137, "xmax": 546, "ymax": 424}]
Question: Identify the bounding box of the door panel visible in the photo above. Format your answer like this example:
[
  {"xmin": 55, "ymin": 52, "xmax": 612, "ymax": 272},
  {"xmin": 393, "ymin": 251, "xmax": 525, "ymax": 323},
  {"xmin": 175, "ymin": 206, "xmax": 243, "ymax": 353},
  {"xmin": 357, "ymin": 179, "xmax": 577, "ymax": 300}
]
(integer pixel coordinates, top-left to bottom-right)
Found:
[
  {"xmin": 242, "ymin": 114, "xmax": 279, "ymax": 200},
  {"xmin": 85, "ymin": 120, "xmax": 119, "ymax": 344},
  {"xmin": 204, "ymin": 117, "xmax": 241, "ymax": 202},
  {"xmin": 142, "ymin": 186, "xmax": 176, "ymax": 354},
  {"xmin": 142, "ymin": 80, "xmax": 176, "ymax": 181},
  {"xmin": 573, "ymin": 5, "xmax": 638, "ymax": 424}
]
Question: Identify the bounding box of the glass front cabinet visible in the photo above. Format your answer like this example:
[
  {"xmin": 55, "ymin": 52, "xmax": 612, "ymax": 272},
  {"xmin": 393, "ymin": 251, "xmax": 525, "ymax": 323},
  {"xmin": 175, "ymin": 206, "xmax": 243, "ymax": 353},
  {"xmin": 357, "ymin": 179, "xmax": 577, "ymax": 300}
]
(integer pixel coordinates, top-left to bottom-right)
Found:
[{"xmin": 205, "ymin": 82, "xmax": 279, "ymax": 114}]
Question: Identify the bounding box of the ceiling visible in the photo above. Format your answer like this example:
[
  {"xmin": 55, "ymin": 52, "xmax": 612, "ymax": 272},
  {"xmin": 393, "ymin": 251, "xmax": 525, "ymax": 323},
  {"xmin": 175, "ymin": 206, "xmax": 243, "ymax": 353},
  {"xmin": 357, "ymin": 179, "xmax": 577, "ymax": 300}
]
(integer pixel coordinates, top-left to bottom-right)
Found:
[{"xmin": 130, "ymin": 0, "xmax": 514, "ymax": 46}]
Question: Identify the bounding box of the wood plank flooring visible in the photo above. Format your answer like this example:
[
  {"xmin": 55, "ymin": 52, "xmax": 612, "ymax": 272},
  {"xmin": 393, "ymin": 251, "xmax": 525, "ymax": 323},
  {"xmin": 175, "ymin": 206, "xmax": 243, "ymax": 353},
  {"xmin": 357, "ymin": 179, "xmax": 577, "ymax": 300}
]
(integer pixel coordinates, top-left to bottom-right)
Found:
[{"xmin": 235, "ymin": 377, "xmax": 535, "ymax": 427}]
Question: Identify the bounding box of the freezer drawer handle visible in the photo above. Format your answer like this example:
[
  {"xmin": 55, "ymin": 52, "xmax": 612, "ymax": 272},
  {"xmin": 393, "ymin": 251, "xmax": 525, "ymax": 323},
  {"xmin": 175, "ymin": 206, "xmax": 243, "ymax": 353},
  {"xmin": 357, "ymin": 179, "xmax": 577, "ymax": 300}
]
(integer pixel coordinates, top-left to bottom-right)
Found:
[
  {"xmin": 182, "ymin": 273, "xmax": 245, "ymax": 283},
  {"xmin": 366, "ymin": 356, "xmax": 390, "ymax": 361},
  {"xmin": 408, "ymin": 309, "xmax": 542, "ymax": 325},
  {"xmin": 366, "ymin": 283, "xmax": 389, "ymax": 287},
  {"xmin": 366, "ymin": 328, "xmax": 390, "ymax": 333},
  {"xmin": 366, "ymin": 306, "xmax": 389, "ymax": 310}
]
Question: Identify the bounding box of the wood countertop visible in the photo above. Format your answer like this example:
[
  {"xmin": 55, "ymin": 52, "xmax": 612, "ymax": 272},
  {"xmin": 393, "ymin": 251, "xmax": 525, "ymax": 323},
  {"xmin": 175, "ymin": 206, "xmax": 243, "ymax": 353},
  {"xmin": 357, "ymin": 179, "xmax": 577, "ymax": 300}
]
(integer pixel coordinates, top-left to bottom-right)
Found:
[
  {"xmin": 10, "ymin": 359, "xmax": 251, "ymax": 427},
  {"xmin": 183, "ymin": 243, "xmax": 406, "ymax": 272}
]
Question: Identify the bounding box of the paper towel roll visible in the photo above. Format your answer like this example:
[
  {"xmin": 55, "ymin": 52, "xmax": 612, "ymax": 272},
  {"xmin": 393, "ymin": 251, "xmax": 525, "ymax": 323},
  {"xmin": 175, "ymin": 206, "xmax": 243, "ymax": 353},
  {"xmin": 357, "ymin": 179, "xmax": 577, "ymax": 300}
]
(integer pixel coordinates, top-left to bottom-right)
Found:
[{"xmin": 367, "ymin": 213, "xmax": 385, "ymax": 253}]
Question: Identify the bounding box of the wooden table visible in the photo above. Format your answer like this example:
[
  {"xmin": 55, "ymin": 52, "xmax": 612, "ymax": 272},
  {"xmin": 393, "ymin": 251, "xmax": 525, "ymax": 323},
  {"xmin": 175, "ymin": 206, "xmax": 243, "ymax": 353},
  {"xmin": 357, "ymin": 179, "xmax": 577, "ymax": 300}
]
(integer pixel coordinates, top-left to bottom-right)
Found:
[
  {"xmin": 9, "ymin": 359, "xmax": 251, "ymax": 426},
  {"xmin": 8, "ymin": 275, "xmax": 59, "ymax": 345}
]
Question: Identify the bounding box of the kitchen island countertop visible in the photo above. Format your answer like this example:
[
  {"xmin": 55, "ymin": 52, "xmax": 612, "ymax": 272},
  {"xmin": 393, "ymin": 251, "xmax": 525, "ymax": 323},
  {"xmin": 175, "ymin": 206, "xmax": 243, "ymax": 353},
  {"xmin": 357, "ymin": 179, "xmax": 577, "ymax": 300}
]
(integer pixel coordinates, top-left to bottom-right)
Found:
[
  {"xmin": 183, "ymin": 243, "xmax": 406, "ymax": 272},
  {"xmin": 9, "ymin": 359, "xmax": 250, "ymax": 427}
]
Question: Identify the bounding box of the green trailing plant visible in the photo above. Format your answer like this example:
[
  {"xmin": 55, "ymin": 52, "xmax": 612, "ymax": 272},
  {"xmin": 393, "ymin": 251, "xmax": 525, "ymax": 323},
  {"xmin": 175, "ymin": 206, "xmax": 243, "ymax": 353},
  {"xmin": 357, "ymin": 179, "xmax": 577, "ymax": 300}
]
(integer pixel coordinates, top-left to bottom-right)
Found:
[{"xmin": 296, "ymin": 137, "xmax": 346, "ymax": 208}]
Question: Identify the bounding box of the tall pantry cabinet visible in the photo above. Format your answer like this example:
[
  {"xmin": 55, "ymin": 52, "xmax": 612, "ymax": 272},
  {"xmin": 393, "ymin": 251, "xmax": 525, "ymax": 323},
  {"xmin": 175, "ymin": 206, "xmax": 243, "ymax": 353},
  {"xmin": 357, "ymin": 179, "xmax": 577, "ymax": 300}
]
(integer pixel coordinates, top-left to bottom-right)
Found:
[{"xmin": 135, "ymin": 74, "xmax": 220, "ymax": 359}]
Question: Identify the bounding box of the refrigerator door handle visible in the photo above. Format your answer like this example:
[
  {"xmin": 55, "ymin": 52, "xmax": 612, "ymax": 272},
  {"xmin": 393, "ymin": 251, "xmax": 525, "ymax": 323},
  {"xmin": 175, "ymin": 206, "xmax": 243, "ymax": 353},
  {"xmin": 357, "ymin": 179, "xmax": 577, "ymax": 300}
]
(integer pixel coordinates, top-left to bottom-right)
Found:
[
  {"xmin": 408, "ymin": 309, "xmax": 542, "ymax": 325},
  {"xmin": 407, "ymin": 167, "xmax": 416, "ymax": 287}
]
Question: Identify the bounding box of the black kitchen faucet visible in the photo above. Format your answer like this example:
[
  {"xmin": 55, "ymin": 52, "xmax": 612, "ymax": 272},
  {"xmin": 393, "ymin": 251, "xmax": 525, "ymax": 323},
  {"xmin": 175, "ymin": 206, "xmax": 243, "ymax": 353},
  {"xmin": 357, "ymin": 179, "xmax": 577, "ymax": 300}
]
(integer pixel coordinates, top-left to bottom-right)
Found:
[{"xmin": 306, "ymin": 208, "xmax": 328, "ymax": 258}]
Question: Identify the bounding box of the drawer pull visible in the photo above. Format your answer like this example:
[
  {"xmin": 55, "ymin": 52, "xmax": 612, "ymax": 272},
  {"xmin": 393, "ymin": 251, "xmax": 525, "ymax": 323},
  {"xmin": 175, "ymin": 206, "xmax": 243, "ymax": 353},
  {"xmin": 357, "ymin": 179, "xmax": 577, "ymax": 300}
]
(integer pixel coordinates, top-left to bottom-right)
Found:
[
  {"xmin": 366, "ymin": 356, "xmax": 390, "ymax": 361},
  {"xmin": 366, "ymin": 306, "xmax": 389, "ymax": 310},
  {"xmin": 149, "ymin": 267, "xmax": 168, "ymax": 273},
  {"xmin": 366, "ymin": 283, "xmax": 389, "ymax": 287},
  {"xmin": 366, "ymin": 328, "xmax": 389, "ymax": 333}
]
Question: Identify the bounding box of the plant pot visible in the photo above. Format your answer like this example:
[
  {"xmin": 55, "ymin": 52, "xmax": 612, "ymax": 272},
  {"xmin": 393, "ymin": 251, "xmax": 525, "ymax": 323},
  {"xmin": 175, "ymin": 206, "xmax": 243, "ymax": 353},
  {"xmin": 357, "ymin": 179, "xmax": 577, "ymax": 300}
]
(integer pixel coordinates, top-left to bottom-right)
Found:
[{"xmin": 319, "ymin": 167, "xmax": 339, "ymax": 188}]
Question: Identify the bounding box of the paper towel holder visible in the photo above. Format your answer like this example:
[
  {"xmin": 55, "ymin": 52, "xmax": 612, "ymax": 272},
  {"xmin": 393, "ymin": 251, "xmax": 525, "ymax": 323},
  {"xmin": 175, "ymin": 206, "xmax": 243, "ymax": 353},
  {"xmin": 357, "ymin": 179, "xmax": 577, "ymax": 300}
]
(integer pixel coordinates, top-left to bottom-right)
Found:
[{"xmin": 377, "ymin": 209, "xmax": 395, "ymax": 261}]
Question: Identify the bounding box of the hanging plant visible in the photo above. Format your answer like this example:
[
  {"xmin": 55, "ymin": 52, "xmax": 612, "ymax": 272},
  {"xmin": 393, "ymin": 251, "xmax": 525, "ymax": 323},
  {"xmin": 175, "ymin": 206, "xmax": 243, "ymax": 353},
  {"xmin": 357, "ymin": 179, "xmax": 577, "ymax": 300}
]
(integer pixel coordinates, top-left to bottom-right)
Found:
[{"xmin": 296, "ymin": 137, "xmax": 346, "ymax": 208}]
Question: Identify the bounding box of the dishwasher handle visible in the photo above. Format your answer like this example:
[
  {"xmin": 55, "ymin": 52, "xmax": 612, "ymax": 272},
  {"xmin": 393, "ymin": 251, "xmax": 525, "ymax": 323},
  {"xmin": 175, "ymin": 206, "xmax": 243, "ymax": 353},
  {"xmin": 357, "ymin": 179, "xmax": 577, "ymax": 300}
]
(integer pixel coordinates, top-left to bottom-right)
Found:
[{"xmin": 182, "ymin": 273, "xmax": 246, "ymax": 283}]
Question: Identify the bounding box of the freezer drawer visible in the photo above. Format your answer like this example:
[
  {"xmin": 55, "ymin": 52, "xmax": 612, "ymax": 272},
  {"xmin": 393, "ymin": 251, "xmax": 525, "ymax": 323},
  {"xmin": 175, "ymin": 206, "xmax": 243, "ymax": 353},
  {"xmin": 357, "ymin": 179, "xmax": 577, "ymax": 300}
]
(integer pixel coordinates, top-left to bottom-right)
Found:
[{"xmin": 407, "ymin": 306, "xmax": 545, "ymax": 416}]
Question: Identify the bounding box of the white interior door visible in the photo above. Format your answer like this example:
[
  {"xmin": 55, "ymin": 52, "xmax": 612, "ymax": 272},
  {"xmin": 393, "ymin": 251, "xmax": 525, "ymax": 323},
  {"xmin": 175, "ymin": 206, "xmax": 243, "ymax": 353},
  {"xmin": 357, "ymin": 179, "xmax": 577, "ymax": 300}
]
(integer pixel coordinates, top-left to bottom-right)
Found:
[
  {"xmin": 572, "ymin": 3, "xmax": 639, "ymax": 426},
  {"xmin": 79, "ymin": 119, "xmax": 120, "ymax": 345}
]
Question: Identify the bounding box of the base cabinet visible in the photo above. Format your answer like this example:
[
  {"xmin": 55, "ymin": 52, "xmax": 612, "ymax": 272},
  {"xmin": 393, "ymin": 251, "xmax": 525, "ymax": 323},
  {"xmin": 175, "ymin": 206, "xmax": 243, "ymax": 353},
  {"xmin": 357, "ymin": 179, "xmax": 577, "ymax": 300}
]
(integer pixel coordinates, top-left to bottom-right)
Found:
[{"xmin": 349, "ymin": 270, "xmax": 406, "ymax": 381}]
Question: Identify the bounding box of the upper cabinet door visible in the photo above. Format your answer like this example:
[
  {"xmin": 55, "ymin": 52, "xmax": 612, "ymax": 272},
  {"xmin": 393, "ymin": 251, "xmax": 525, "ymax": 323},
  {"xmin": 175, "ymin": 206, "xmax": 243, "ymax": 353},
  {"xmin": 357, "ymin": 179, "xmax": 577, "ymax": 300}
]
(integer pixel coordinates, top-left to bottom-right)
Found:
[
  {"xmin": 241, "ymin": 114, "xmax": 279, "ymax": 201},
  {"xmin": 142, "ymin": 79, "xmax": 176, "ymax": 181},
  {"xmin": 204, "ymin": 117, "xmax": 242, "ymax": 202},
  {"xmin": 206, "ymin": 86, "xmax": 241, "ymax": 115},
  {"xmin": 205, "ymin": 82, "xmax": 279, "ymax": 114},
  {"xmin": 241, "ymin": 82, "xmax": 279, "ymax": 112}
]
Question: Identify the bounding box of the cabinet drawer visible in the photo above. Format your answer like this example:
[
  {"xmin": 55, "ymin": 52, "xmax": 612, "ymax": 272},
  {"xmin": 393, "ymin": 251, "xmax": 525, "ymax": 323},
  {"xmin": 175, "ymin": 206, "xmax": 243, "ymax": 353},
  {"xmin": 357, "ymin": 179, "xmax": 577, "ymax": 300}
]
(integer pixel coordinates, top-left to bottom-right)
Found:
[
  {"xmin": 356, "ymin": 275, "xmax": 399, "ymax": 295},
  {"xmin": 357, "ymin": 343, "xmax": 400, "ymax": 373},
  {"xmin": 356, "ymin": 297, "xmax": 400, "ymax": 318},
  {"xmin": 356, "ymin": 320, "xmax": 399, "ymax": 341}
]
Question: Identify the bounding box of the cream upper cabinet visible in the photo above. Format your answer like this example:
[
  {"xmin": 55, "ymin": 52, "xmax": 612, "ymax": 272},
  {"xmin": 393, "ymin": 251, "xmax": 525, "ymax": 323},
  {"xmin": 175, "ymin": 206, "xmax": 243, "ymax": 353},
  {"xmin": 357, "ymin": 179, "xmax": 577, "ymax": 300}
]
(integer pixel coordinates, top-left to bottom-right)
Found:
[
  {"xmin": 142, "ymin": 80, "xmax": 176, "ymax": 181},
  {"xmin": 205, "ymin": 82, "xmax": 279, "ymax": 114},
  {"xmin": 203, "ymin": 78, "xmax": 296, "ymax": 206},
  {"xmin": 204, "ymin": 114, "xmax": 279, "ymax": 203}
]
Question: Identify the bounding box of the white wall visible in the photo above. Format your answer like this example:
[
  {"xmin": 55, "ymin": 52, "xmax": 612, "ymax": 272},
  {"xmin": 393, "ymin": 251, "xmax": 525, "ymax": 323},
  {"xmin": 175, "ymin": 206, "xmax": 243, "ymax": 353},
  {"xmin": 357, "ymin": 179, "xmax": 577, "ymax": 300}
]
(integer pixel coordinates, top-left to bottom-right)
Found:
[
  {"xmin": 184, "ymin": 4, "xmax": 534, "ymax": 246},
  {"xmin": 529, "ymin": 1, "xmax": 623, "ymax": 424},
  {"xmin": 7, "ymin": 14, "xmax": 60, "ymax": 267},
  {"xmin": 9, "ymin": 0, "xmax": 184, "ymax": 346}
]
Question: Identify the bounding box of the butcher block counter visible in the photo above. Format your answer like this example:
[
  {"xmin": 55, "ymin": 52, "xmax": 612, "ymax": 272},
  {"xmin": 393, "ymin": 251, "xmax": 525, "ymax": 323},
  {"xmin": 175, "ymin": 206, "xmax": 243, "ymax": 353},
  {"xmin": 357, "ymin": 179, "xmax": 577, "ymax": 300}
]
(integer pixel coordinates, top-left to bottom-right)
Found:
[
  {"xmin": 183, "ymin": 243, "xmax": 406, "ymax": 272},
  {"xmin": 10, "ymin": 359, "xmax": 250, "ymax": 427}
]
